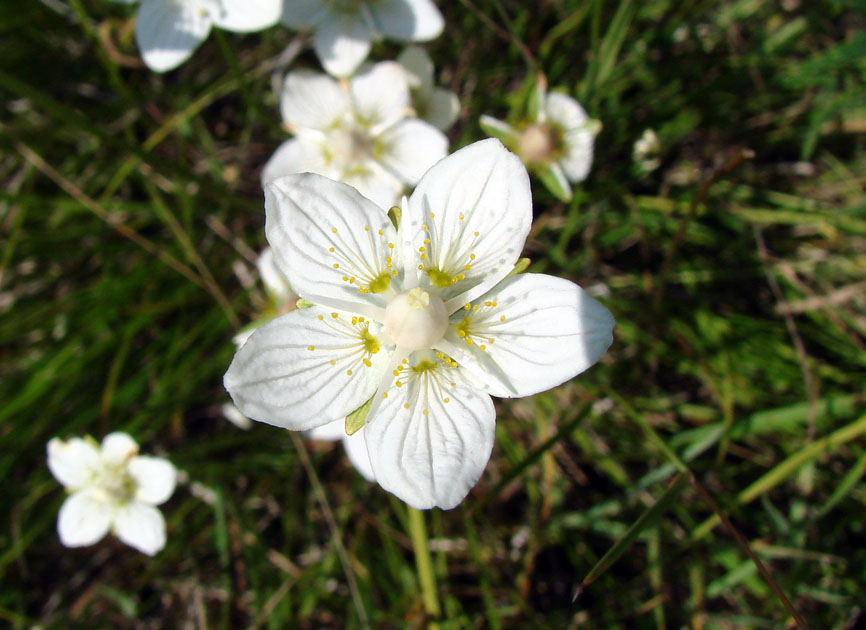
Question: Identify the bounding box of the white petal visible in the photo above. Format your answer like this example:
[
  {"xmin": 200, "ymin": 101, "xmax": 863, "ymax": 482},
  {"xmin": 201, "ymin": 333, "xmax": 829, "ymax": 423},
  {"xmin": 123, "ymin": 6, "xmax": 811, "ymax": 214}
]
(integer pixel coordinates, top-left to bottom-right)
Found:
[
  {"xmin": 377, "ymin": 119, "xmax": 448, "ymax": 185},
  {"xmin": 369, "ymin": 0, "xmax": 444, "ymax": 41},
  {"xmin": 342, "ymin": 428, "xmax": 375, "ymax": 481},
  {"xmin": 350, "ymin": 62, "xmax": 411, "ymax": 129},
  {"xmin": 406, "ymin": 138, "xmax": 532, "ymax": 302},
  {"xmin": 262, "ymin": 138, "xmax": 328, "ymax": 185},
  {"xmin": 397, "ymin": 45, "xmax": 434, "ymax": 90},
  {"xmin": 210, "ymin": 0, "xmax": 281, "ymax": 32},
  {"xmin": 314, "ymin": 16, "xmax": 373, "ymax": 78},
  {"xmin": 544, "ymin": 92, "xmax": 594, "ymax": 182},
  {"xmin": 224, "ymin": 307, "xmax": 390, "ymax": 430},
  {"xmin": 424, "ymin": 88, "xmax": 459, "ymax": 131},
  {"xmin": 222, "ymin": 402, "xmax": 253, "ymax": 430},
  {"xmin": 135, "ymin": 0, "xmax": 211, "ymax": 73},
  {"xmin": 343, "ymin": 165, "xmax": 405, "ymax": 210},
  {"xmin": 281, "ymin": 0, "xmax": 329, "ymax": 28},
  {"xmin": 128, "ymin": 456, "xmax": 177, "ymax": 505},
  {"xmin": 366, "ymin": 363, "xmax": 495, "ymax": 509},
  {"xmin": 544, "ymin": 91, "xmax": 588, "ymax": 129},
  {"xmin": 307, "ymin": 417, "xmax": 346, "ymax": 441},
  {"xmin": 57, "ymin": 489, "xmax": 112, "ymax": 548},
  {"xmin": 100, "ymin": 432, "xmax": 139, "ymax": 466},
  {"xmin": 439, "ymin": 273, "xmax": 614, "ymax": 398},
  {"xmin": 47, "ymin": 437, "xmax": 101, "ymax": 489},
  {"xmin": 257, "ymin": 247, "xmax": 295, "ymax": 302},
  {"xmin": 113, "ymin": 502, "xmax": 166, "ymax": 556},
  {"xmin": 279, "ymin": 70, "xmax": 350, "ymax": 130},
  {"xmin": 264, "ymin": 173, "xmax": 401, "ymax": 311}
]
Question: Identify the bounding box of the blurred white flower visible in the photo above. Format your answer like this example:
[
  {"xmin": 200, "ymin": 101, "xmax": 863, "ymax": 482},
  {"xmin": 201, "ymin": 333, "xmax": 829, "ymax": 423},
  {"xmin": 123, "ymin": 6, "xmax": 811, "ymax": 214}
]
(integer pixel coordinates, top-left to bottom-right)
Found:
[
  {"xmin": 308, "ymin": 419, "xmax": 376, "ymax": 481},
  {"xmin": 262, "ymin": 62, "xmax": 448, "ymax": 209},
  {"xmin": 480, "ymin": 82, "xmax": 600, "ymax": 202},
  {"xmin": 282, "ymin": 0, "xmax": 444, "ymax": 77},
  {"xmin": 633, "ymin": 128, "xmax": 661, "ymax": 173},
  {"xmin": 397, "ymin": 46, "xmax": 459, "ymax": 131},
  {"xmin": 226, "ymin": 139, "xmax": 615, "ymax": 509},
  {"xmin": 107, "ymin": 0, "xmax": 282, "ymax": 73},
  {"xmin": 47, "ymin": 432, "xmax": 176, "ymax": 556}
]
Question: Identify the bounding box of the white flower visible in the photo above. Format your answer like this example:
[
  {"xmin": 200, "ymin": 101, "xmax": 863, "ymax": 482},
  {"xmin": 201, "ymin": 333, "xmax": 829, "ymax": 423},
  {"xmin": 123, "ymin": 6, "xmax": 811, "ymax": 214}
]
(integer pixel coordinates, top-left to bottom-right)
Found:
[
  {"xmin": 397, "ymin": 46, "xmax": 459, "ymax": 131},
  {"xmin": 480, "ymin": 85, "xmax": 600, "ymax": 202},
  {"xmin": 308, "ymin": 419, "xmax": 376, "ymax": 481},
  {"xmin": 226, "ymin": 138, "xmax": 615, "ymax": 510},
  {"xmin": 262, "ymin": 62, "xmax": 448, "ymax": 210},
  {"xmin": 281, "ymin": 0, "xmax": 444, "ymax": 78},
  {"xmin": 47, "ymin": 432, "xmax": 177, "ymax": 555},
  {"xmin": 107, "ymin": 0, "xmax": 282, "ymax": 73}
]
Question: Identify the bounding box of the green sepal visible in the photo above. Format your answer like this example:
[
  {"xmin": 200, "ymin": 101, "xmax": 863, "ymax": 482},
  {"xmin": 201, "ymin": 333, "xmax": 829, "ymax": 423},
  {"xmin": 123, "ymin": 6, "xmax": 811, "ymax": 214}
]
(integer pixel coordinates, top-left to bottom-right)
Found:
[
  {"xmin": 506, "ymin": 257, "xmax": 531, "ymax": 279},
  {"xmin": 345, "ymin": 396, "xmax": 373, "ymax": 435},
  {"xmin": 527, "ymin": 72, "xmax": 548, "ymax": 121},
  {"xmin": 479, "ymin": 116, "xmax": 519, "ymax": 147},
  {"xmin": 296, "ymin": 298, "xmax": 315, "ymax": 309},
  {"xmin": 388, "ymin": 205, "xmax": 401, "ymax": 230},
  {"xmin": 535, "ymin": 163, "xmax": 573, "ymax": 202}
]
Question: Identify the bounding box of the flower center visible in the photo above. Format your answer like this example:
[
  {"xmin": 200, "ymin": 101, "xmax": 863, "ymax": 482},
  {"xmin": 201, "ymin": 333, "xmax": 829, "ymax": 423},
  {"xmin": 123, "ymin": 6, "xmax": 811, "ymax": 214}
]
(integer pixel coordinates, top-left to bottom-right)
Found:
[
  {"xmin": 384, "ymin": 288, "xmax": 448, "ymax": 350},
  {"xmin": 329, "ymin": 126, "xmax": 373, "ymax": 165},
  {"xmin": 518, "ymin": 123, "xmax": 558, "ymax": 164},
  {"xmin": 98, "ymin": 467, "xmax": 137, "ymax": 504}
]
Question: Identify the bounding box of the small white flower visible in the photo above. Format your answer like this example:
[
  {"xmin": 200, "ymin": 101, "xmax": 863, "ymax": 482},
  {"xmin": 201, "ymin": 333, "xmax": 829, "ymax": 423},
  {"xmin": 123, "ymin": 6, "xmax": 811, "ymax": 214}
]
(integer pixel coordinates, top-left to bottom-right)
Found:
[
  {"xmin": 226, "ymin": 138, "xmax": 615, "ymax": 510},
  {"xmin": 480, "ymin": 83, "xmax": 600, "ymax": 202},
  {"xmin": 47, "ymin": 432, "xmax": 177, "ymax": 555},
  {"xmin": 282, "ymin": 0, "xmax": 444, "ymax": 78},
  {"xmin": 397, "ymin": 46, "xmax": 459, "ymax": 131},
  {"xmin": 633, "ymin": 128, "xmax": 661, "ymax": 173},
  {"xmin": 257, "ymin": 247, "xmax": 297, "ymax": 305},
  {"xmin": 262, "ymin": 62, "xmax": 448, "ymax": 210},
  {"xmin": 107, "ymin": 0, "xmax": 282, "ymax": 73},
  {"xmin": 308, "ymin": 419, "xmax": 376, "ymax": 481}
]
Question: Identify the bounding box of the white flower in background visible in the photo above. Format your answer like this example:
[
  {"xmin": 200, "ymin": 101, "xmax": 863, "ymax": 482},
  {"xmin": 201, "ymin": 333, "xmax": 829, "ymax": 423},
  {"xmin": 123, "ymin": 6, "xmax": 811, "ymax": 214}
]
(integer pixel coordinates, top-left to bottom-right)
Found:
[
  {"xmin": 480, "ymin": 82, "xmax": 600, "ymax": 202},
  {"xmin": 282, "ymin": 0, "xmax": 444, "ymax": 78},
  {"xmin": 47, "ymin": 433, "xmax": 177, "ymax": 555},
  {"xmin": 308, "ymin": 419, "xmax": 376, "ymax": 481},
  {"xmin": 106, "ymin": 0, "xmax": 282, "ymax": 73},
  {"xmin": 397, "ymin": 46, "xmax": 459, "ymax": 131},
  {"xmin": 226, "ymin": 139, "xmax": 615, "ymax": 510},
  {"xmin": 633, "ymin": 128, "xmax": 661, "ymax": 173},
  {"xmin": 262, "ymin": 62, "xmax": 448, "ymax": 210}
]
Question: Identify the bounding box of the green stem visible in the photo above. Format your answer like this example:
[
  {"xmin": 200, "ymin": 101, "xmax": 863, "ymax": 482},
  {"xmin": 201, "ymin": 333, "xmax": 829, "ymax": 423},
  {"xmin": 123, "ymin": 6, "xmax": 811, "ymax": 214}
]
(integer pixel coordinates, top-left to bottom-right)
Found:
[{"xmin": 407, "ymin": 507, "xmax": 441, "ymax": 620}]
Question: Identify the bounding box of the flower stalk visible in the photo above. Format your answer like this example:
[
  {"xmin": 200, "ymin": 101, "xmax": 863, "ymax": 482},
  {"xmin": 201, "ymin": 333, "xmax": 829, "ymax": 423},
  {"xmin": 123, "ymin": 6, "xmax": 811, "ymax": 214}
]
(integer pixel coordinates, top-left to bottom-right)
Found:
[{"xmin": 407, "ymin": 507, "xmax": 441, "ymax": 620}]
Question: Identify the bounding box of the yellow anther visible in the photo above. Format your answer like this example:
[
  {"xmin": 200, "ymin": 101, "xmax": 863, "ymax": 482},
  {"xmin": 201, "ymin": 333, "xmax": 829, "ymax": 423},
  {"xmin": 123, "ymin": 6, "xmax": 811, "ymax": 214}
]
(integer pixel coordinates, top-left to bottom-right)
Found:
[
  {"xmin": 500, "ymin": 315, "xmax": 506, "ymax": 322},
  {"xmin": 459, "ymin": 213, "xmax": 465, "ymax": 220},
  {"xmin": 318, "ymin": 315, "xmax": 324, "ymax": 321},
  {"xmin": 378, "ymin": 229, "xmax": 384, "ymax": 235},
  {"xmin": 396, "ymin": 381, "xmax": 403, "ymax": 388},
  {"xmin": 393, "ymin": 370, "xmax": 400, "ymax": 376},
  {"xmin": 474, "ymin": 231, "xmax": 479, "ymax": 237},
  {"xmin": 363, "ymin": 358, "xmax": 372, "ymax": 367},
  {"xmin": 364, "ymin": 225, "xmax": 370, "ymax": 231},
  {"xmin": 347, "ymin": 369, "xmax": 353, "ymax": 375},
  {"xmin": 332, "ymin": 227, "xmax": 337, "ymax": 234},
  {"xmin": 429, "ymin": 212, "xmax": 435, "ymax": 219},
  {"xmin": 464, "ymin": 303, "xmax": 471, "ymax": 310},
  {"xmin": 480, "ymin": 344, "xmax": 486, "ymax": 350},
  {"xmin": 424, "ymin": 238, "xmax": 430, "ymax": 245},
  {"xmin": 342, "ymin": 276, "xmax": 349, "ymax": 281},
  {"xmin": 444, "ymin": 398, "xmax": 450, "ymax": 403},
  {"xmin": 466, "ymin": 339, "xmax": 473, "ymax": 345},
  {"xmin": 329, "ymin": 247, "xmax": 335, "ymax": 252},
  {"xmin": 465, "ymin": 264, "xmax": 472, "ymax": 270},
  {"xmin": 388, "ymin": 242, "xmax": 394, "ymax": 249},
  {"xmin": 329, "ymin": 359, "xmax": 336, "ymax": 365},
  {"xmin": 307, "ymin": 345, "xmax": 315, "ymax": 351},
  {"xmin": 383, "ymin": 392, "xmax": 388, "ymax": 399},
  {"xmin": 333, "ymin": 263, "xmax": 339, "ymax": 269},
  {"xmin": 331, "ymin": 312, "xmax": 338, "ymax": 319},
  {"xmin": 404, "ymin": 403, "xmax": 410, "ymax": 409},
  {"xmin": 470, "ymin": 254, "xmax": 476, "ymax": 260},
  {"xmin": 422, "ymin": 409, "xmax": 428, "ymax": 416},
  {"xmin": 419, "ymin": 246, "xmax": 426, "ymax": 252}
]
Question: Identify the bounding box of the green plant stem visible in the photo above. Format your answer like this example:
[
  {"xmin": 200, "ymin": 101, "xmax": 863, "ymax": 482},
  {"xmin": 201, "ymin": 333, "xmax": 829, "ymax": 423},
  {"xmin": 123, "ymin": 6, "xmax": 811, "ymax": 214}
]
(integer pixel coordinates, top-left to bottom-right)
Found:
[{"xmin": 407, "ymin": 507, "xmax": 441, "ymax": 621}]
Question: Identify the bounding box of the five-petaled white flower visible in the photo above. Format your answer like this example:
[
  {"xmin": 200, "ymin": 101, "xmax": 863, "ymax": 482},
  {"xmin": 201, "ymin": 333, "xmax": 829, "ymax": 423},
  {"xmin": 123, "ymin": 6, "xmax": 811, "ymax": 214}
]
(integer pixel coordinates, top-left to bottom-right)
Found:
[
  {"xmin": 397, "ymin": 46, "xmax": 459, "ymax": 132},
  {"xmin": 47, "ymin": 432, "xmax": 177, "ymax": 555},
  {"xmin": 107, "ymin": 0, "xmax": 282, "ymax": 73},
  {"xmin": 262, "ymin": 61, "xmax": 448, "ymax": 210},
  {"xmin": 282, "ymin": 0, "xmax": 444, "ymax": 78},
  {"xmin": 480, "ymin": 85, "xmax": 600, "ymax": 202},
  {"xmin": 226, "ymin": 138, "xmax": 615, "ymax": 510}
]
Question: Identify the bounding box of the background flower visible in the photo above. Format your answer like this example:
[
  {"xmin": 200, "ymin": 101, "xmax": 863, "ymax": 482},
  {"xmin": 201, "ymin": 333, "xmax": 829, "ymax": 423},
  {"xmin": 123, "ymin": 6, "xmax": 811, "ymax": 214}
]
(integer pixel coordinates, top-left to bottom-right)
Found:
[
  {"xmin": 48, "ymin": 433, "xmax": 177, "ymax": 556},
  {"xmin": 397, "ymin": 46, "xmax": 460, "ymax": 131},
  {"xmin": 262, "ymin": 62, "xmax": 449, "ymax": 209}
]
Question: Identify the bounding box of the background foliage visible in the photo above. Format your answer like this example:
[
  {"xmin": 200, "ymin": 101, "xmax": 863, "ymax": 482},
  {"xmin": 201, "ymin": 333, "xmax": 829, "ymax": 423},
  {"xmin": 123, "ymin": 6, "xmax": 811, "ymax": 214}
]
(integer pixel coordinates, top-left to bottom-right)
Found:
[{"xmin": 2, "ymin": 0, "xmax": 866, "ymax": 628}]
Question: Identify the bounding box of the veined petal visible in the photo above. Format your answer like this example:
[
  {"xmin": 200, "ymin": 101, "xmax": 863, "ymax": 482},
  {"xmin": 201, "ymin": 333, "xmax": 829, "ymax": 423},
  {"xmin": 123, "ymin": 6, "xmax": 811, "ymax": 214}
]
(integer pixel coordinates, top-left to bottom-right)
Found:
[
  {"xmin": 377, "ymin": 119, "xmax": 448, "ymax": 186},
  {"xmin": 314, "ymin": 16, "xmax": 373, "ymax": 78},
  {"xmin": 261, "ymin": 138, "xmax": 329, "ymax": 185},
  {"xmin": 135, "ymin": 0, "xmax": 211, "ymax": 73},
  {"xmin": 47, "ymin": 437, "xmax": 101, "ymax": 490},
  {"xmin": 369, "ymin": 0, "xmax": 444, "ymax": 41},
  {"xmin": 439, "ymin": 273, "xmax": 614, "ymax": 398},
  {"xmin": 343, "ymin": 165, "xmax": 405, "ymax": 210},
  {"xmin": 265, "ymin": 173, "xmax": 402, "ymax": 311},
  {"xmin": 406, "ymin": 138, "xmax": 532, "ymax": 303},
  {"xmin": 350, "ymin": 61, "xmax": 411, "ymax": 130},
  {"xmin": 211, "ymin": 0, "xmax": 281, "ymax": 32},
  {"xmin": 365, "ymin": 356, "xmax": 495, "ymax": 509},
  {"xmin": 342, "ymin": 428, "xmax": 375, "ymax": 481},
  {"xmin": 128, "ymin": 456, "xmax": 177, "ymax": 505},
  {"xmin": 425, "ymin": 88, "xmax": 460, "ymax": 131},
  {"xmin": 113, "ymin": 502, "xmax": 166, "ymax": 556},
  {"xmin": 57, "ymin": 489, "xmax": 112, "ymax": 548},
  {"xmin": 280, "ymin": 70, "xmax": 350, "ymax": 130},
  {"xmin": 100, "ymin": 432, "xmax": 139, "ymax": 466},
  {"xmin": 224, "ymin": 307, "xmax": 390, "ymax": 430},
  {"xmin": 281, "ymin": 0, "xmax": 329, "ymax": 28}
]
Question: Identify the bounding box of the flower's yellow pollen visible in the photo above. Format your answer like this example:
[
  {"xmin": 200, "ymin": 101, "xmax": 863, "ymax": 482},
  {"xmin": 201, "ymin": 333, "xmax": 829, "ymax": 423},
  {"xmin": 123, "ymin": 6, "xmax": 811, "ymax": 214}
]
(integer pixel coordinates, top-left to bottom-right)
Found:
[
  {"xmin": 422, "ymin": 409, "xmax": 428, "ymax": 416},
  {"xmin": 470, "ymin": 254, "xmax": 476, "ymax": 260},
  {"xmin": 307, "ymin": 345, "xmax": 315, "ymax": 351},
  {"xmin": 332, "ymin": 227, "xmax": 338, "ymax": 234},
  {"xmin": 388, "ymin": 242, "xmax": 394, "ymax": 249},
  {"xmin": 500, "ymin": 315, "xmax": 506, "ymax": 322},
  {"xmin": 378, "ymin": 229, "xmax": 384, "ymax": 235},
  {"xmin": 474, "ymin": 231, "xmax": 479, "ymax": 237},
  {"xmin": 396, "ymin": 381, "xmax": 403, "ymax": 387},
  {"xmin": 444, "ymin": 398, "xmax": 450, "ymax": 403},
  {"xmin": 330, "ymin": 359, "xmax": 336, "ymax": 365},
  {"xmin": 347, "ymin": 369, "xmax": 353, "ymax": 375},
  {"xmin": 363, "ymin": 358, "xmax": 372, "ymax": 367},
  {"xmin": 332, "ymin": 312, "xmax": 339, "ymax": 318},
  {"xmin": 364, "ymin": 225, "xmax": 370, "ymax": 231},
  {"xmin": 329, "ymin": 247, "xmax": 335, "ymax": 252},
  {"xmin": 383, "ymin": 392, "xmax": 388, "ymax": 399},
  {"xmin": 333, "ymin": 263, "xmax": 340, "ymax": 269},
  {"xmin": 404, "ymin": 403, "xmax": 410, "ymax": 409},
  {"xmin": 318, "ymin": 315, "xmax": 324, "ymax": 321},
  {"xmin": 459, "ymin": 213, "xmax": 465, "ymax": 220},
  {"xmin": 424, "ymin": 238, "xmax": 430, "ymax": 245}
]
